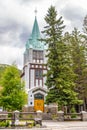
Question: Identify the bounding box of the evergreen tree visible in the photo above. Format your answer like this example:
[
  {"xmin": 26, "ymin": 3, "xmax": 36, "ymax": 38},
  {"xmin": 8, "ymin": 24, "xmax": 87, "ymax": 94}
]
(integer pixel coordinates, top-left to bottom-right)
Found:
[
  {"xmin": 66, "ymin": 28, "xmax": 87, "ymax": 111},
  {"xmin": 0, "ymin": 65, "xmax": 27, "ymax": 111},
  {"xmin": 42, "ymin": 6, "xmax": 80, "ymax": 109}
]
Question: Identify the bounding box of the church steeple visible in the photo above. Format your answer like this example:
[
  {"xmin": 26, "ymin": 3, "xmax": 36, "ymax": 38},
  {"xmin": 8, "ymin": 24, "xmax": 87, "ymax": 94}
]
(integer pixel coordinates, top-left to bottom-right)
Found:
[
  {"xmin": 31, "ymin": 16, "xmax": 40, "ymax": 42},
  {"xmin": 23, "ymin": 12, "xmax": 47, "ymax": 112},
  {"xmin": 25, "ymin": 12, "xmax": 44, "ymax": 50}
]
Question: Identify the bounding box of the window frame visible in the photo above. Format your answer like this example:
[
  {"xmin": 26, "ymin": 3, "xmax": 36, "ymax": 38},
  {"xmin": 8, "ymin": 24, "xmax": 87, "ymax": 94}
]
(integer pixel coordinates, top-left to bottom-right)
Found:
[{"xmin": 35, "ymin": 69, "xmax": 43, "ymax": 79}]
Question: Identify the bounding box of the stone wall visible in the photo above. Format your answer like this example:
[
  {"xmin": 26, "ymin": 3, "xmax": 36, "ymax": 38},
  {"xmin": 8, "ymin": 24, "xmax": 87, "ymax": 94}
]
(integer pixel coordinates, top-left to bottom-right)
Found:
[
  {"xmin": 42, "ymin": 113, "xmax": 52, "ymax": 120},
  {"xmin": 44, "ymin": 103, "xmax": 58, "ymax": 114},
  {"xmin": 57, "ymin": 111, "xmax": 64, "ymax": 121},
  {"xmin": 23, "ymin": 103, "xmax": 58, "ymax": 114},
  {"xmin": 22, "ymin": 106, "xmax": 34, "ymax": 112}
]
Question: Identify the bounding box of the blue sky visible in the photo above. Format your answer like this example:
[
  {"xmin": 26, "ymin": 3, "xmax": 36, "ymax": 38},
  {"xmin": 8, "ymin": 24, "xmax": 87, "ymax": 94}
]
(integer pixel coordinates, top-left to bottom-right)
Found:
[{"xmin": 0, "ymin": 0, "xmax": 87, "ymax": 69}]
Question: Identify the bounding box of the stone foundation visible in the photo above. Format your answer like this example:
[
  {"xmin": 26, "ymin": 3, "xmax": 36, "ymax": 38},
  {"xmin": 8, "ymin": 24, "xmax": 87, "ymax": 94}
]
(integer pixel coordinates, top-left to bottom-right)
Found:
[
  {"xmin": 22, "ymin": 106, "xmax": 34, "ymax": 112},
  {"xmin": 23, "ymin": 103, "xmax": 58, "ymax": 114},
  {"xmin": 28, "ymin": 106, "xmax": 34, "ymax": 112}
]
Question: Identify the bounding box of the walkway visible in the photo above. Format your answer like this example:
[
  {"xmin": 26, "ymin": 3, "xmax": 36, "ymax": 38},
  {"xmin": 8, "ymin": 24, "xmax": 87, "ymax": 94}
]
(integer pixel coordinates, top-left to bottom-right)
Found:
[
  {"xmin": 42, "ymin": 120, "xmax": 87, "ymax": 130},
  {"xmin": 0, "ymin": 121, "xmax": 87, "ymax": 130}
]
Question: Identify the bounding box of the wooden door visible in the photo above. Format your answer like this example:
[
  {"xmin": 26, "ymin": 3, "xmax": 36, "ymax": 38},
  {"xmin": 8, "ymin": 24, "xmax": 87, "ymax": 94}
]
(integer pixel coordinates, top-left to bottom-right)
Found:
[
  {"xmin": 34, "ymin": 99, "xmax": 44, "ymax": 112},
  {"xmin": 34, "ymin": 93, "xmax": 44, "ymax": 112}
]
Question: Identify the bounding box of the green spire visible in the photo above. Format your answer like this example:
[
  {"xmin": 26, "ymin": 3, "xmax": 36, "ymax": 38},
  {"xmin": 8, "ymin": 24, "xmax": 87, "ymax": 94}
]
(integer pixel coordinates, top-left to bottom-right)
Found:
[
  {"xmin": 25, "ymin": 16, "xmax": 44, "ymax": 50},
  {"xmin": 32, "ymin": 16, "xmax": 40, "ymax": 40}
]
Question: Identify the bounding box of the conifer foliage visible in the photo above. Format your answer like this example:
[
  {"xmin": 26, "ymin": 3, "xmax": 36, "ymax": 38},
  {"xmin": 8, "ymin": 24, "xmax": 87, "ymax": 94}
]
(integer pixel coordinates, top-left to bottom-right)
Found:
[
  {"xmin": 66, "ymin": 28, "xmax": 87, "ymax": 110},
  {"xmin": 42, "ymin": 6, "xmax": 79, "ymax": 108}
]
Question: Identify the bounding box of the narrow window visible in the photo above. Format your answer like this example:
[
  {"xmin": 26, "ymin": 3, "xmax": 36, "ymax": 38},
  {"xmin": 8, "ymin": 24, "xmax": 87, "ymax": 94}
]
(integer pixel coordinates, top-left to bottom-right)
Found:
[{"xmin": 35, "ymin": 69, "xmax": 43, "ymax": 79}]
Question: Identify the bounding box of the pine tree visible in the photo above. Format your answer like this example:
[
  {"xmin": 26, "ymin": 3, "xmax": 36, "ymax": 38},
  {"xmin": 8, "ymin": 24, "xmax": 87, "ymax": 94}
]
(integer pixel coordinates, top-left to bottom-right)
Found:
[{"xmin": 42, "ymin": 6, "xmax": 80, "ymax": 109}]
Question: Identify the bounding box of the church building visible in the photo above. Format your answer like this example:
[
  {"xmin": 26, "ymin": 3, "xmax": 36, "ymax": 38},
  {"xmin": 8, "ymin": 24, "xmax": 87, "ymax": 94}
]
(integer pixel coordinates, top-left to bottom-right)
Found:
[{"xmin": 22, "ymin": 14, "xmax": 47, "ymax": 112}]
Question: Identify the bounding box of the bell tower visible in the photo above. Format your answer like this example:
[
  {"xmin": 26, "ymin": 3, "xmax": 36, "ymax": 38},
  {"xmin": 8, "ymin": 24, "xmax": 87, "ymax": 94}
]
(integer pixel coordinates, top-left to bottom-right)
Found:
[{"xmin": 22, "ymin": 13, "xmax": 47, "ymax": 112}]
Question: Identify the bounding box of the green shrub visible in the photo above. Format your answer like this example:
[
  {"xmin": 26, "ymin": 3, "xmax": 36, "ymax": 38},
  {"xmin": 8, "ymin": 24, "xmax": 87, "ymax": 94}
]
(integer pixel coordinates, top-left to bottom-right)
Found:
[
  {"xmin": 0, "ymin": 121, "xmax": 10, "ymax": 127},
  {"xmin": 0, "ymin": 121, "xmax": 6, "ymax": 127},
  {"xmin": 28, "ymin": 114, "xmax": 33, "ymax": 119},
  {"xmin": 71, "ymin": 107, "xmax": 77, "ymax": 118},
  {"xmin": 5, "ymin": 121, "xmax": 10, "ymax": 127},
  {"xmin": 26, "ymin": 121, "xmax": 34, "ymax": 128},
  {"xmin": 52, "ymin": 114, "xmax": 57, "ymax": 120}
]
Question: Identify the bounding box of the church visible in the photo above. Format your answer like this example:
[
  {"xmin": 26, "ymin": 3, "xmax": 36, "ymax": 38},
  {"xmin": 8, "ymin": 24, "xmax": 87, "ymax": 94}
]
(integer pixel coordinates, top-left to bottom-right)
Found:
[{"xmin": 22, "ymin": 14, "xmax": 47, "ymax": 112}]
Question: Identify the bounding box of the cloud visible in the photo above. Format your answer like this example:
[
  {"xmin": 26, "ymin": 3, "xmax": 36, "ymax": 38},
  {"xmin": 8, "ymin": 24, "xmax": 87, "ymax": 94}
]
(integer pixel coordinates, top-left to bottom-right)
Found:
[
  {"xmin": 57, "ymin": 0, "xmax": 87, "ymax": 31},
  {"xmin": 0, "ymin": 0, "xmax": 87, "ymax": 69},
  {"xmin": 0, "ymin": 23, "xmax": 27, "ymax": 48},
  {"xmin": 19, "ymin": 0, "xmax": 41, "ymax": 4},
  {"xmin": 0, "ymin": 0, "xmax": 58, "ymax": 48},
  {"xmin": 60, "ymin": 5, "xmax": 85, "ymax": 31},
  {"xmin": 0, "ymin": 45, "xmax": 24, "ymax": 68},
  {"xmin": 62, "ymin": 6, "xmax": 85, "ymax": 21}
]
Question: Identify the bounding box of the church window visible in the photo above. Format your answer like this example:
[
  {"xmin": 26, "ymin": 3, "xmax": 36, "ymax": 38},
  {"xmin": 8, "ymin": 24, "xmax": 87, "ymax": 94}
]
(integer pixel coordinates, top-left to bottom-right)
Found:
[
  {"xmin": 35, "ymin": 69, "xmax": 43, "ymax": 79},
  {"xmin": 33, "ymin": 51, "xmax": 36, "ymax": 59},
  {"xmin": 34, "ymin": 93, "xmax": 44, "ymax": 99}
]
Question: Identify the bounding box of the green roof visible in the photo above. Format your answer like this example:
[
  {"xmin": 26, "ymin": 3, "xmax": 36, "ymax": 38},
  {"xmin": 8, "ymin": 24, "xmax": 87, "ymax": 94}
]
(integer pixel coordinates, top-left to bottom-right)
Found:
[{"xmin": 26, "ymin": 16, "xmax": 44, "ymax": 50}]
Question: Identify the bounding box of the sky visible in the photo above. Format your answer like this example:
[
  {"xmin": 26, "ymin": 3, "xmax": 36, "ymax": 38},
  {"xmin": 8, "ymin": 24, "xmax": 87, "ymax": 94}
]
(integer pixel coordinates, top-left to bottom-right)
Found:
[{"xmin": 0, "ymin": 0, "xmax": 87, "ymax": 69}]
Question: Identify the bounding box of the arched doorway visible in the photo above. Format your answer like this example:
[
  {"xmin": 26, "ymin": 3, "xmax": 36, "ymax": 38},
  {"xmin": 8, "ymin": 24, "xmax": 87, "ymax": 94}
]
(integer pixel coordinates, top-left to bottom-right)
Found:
[{"xmin": 34, "ymin": 93, "xmax": 44, "ymax": 112}]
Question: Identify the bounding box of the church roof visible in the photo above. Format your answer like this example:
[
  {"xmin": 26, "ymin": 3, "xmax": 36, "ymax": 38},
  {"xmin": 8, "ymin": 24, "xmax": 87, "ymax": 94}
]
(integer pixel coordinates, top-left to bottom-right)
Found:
[{"xmin": 25, "ymin": 16, "xmax": 44, "ymax": 50}]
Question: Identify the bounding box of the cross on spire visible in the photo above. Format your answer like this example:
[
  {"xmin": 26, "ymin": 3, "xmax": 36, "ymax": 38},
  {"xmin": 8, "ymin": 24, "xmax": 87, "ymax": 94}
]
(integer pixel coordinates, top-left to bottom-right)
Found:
[{"xmin": 35, "ymin": 8, "xmax": 37, "ymax": 16}]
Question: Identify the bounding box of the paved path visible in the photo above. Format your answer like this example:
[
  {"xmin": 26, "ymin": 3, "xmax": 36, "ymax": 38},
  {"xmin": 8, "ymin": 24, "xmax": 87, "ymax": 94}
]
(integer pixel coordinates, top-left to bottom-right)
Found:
[
  {"xmin": 42, "ymin": 120, "xmax": 87, "ymax": 130},
  {"xmin": 0, "ymin": 121, "xmax": 87, "ymax": 130}
]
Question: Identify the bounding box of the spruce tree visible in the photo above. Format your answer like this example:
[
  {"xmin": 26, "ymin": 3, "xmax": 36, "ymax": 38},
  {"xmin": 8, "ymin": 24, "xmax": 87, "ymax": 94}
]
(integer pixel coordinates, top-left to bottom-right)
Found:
[
  {"xmin": 67, "ymin": 28, "xmax": 87, "ymax": 111},
  {"xmin": 42, "ymin": 6, "xmax": 80, "ymax": 109}
]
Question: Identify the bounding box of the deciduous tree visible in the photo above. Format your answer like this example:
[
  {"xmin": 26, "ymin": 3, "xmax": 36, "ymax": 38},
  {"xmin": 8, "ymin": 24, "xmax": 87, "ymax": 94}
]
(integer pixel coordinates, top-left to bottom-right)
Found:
[{"xmin": 0, "ymin": 65, "xmax": 27, "ymax": 111}]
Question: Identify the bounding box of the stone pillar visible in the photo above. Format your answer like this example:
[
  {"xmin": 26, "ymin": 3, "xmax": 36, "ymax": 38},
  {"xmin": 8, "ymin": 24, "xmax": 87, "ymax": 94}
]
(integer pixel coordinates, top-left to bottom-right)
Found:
[
  {"xmin": 0, "ymin": 111, "xmax": 8, "ymax": 121},
  {"xmin": 44, "ymin": 104, "xmax": 49, "ymax": 113},
  {"xmin": 48, "ymin": 103, "xmax": 58, "ymax": 114},
  {"xmin": 57, "ymin": 111, "xmax": 64, "ymax": 121},
  {"xmin": 12, "ymin": 110, "xmax": 20, "ymax": 126},
  {"xmin": 11, "ymin": 111, "xmax": 15, "ymax": 126},
  {"xmin": 34, "ymin": 110, "xmax": 42, "ymax": 126},
  {"xmin": 81, "ymin": 111, "xmax": 87, "ymax": 121},
  {"xmin": 36, "ymin": 110, "xmax": 42, "ymax": 119}
]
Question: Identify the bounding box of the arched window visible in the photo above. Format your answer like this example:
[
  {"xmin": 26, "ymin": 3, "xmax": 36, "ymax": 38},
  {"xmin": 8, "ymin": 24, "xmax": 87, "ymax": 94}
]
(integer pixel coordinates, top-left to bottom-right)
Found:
[{"xmin": 34, "ymin": 93, "xmax": 44, "ymax": 99}]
